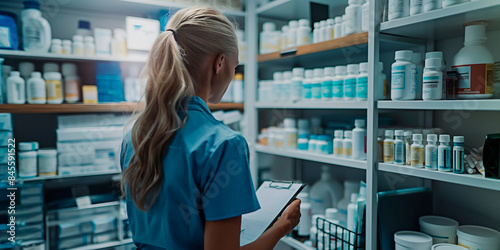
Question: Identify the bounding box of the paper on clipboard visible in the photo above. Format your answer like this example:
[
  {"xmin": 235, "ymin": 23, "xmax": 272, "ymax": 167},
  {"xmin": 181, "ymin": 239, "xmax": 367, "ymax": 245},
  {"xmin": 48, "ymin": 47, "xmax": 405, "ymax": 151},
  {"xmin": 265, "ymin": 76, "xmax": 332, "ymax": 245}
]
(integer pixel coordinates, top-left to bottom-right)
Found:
[{"xmin": 240, "ymin": 181, "xmax": 305, "ymax": 246}]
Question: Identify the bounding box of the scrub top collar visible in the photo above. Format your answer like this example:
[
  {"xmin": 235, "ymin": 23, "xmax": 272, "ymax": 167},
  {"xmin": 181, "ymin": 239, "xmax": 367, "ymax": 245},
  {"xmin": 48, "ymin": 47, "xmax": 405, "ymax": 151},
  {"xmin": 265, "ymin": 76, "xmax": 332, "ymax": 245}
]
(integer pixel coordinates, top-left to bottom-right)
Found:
[{"xmin": 188, "ymin": 96, "xmax": 211, "ymax": 114}]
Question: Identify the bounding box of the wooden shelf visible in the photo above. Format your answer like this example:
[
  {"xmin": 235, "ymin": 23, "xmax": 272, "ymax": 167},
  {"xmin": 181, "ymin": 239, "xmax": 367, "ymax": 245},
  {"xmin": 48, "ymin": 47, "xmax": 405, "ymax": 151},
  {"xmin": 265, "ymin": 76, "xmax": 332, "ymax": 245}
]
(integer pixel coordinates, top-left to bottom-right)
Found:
[
  {"xmin": 0, "ymin": 102, "xmax": 244, "ymax": 114},
  {"xmin": 257, "ymin": 32, "xmax": 368, "ymax": 63}
]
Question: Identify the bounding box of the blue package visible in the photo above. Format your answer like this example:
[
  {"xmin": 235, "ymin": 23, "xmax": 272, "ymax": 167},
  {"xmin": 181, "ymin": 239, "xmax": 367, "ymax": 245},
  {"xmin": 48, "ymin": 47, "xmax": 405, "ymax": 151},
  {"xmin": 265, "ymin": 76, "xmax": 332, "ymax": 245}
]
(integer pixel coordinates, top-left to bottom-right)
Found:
[
  {"xmin": 95, "ymin": 62, "xmax": 125, "ymax": 103},
  {"xmin": 0, "ymin": 11, "xmax": 19, "ymax": 50}
]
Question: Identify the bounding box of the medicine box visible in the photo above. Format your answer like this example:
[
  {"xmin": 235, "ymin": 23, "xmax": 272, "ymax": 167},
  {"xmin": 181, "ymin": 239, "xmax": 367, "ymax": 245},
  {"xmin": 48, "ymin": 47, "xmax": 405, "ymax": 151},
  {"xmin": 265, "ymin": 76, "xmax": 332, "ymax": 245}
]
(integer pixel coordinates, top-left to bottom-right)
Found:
[
  {"xmin": 91, "ymin": 217, "xmax": 117, "ymax": 233},
  {"xmin": 58, "ymin": 222, "xmax": 81, "ymax": 238},
  {"xmin": 58, "ymin": 152, "xmax": 96, "ymax": 166},
  {"xmin": 20, "ymin": 194, "xmax": 43, "ymax": 206},
  {"xmin": 57, "ymin": 141, "xmax": 94, "ymax": 154},
  {"xmin": 15, "ymin": 223, "xmax": 43, "ymax": 241},
  {"xmin": 58, "ymin": 114, "xmax": 130, "ymax": 129},
  {"xmin": 16, "ymin": 204, "xmax": 43, "ymax": 216},
  {"xmin": 58, "ymin": 163, "xmax": 117, "ymax": 175},
  {"xmin": 19, "ymin": 183, "xmax": 43, "ymax": 196},
  {"xmin": 0, "ymin": 147, "xmax": 9, "ymax": 164},
  {"xmin": 126, "ymin": 16, "xmax": 160, "ymax": 51},
  {"xmin": 17, "ymin": 211, "xmax": 43, "ymax": 224},
  {"xmin": 56, "ymin": 127, "xmax": 123, "ymax": 142},
  {"xmin": 0, "ymin": 131, "xmax": 12, "ymax": 146},
  {"xmin": 57, "ymin": 204, "xmax": 116, "ymax": 220},
  {"xmin": 57, "ymin": 234, "xmax": 91, "ymax": 249},
  {"xmin": 92, "ymin": 230, "xmax": 118, "ymax": 244},
  {"xmin": 0, "ymin": 113, "xmax": 12, "ymax": 131}
]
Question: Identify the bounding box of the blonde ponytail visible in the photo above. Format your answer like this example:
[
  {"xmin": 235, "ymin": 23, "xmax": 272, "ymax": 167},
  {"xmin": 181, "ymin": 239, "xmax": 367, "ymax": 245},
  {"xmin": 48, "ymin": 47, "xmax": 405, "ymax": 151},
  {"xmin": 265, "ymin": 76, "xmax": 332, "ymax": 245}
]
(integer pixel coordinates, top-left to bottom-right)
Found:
[{"xmin": 121, "ymin": 6, "xmax": 238, "ymax": 211}]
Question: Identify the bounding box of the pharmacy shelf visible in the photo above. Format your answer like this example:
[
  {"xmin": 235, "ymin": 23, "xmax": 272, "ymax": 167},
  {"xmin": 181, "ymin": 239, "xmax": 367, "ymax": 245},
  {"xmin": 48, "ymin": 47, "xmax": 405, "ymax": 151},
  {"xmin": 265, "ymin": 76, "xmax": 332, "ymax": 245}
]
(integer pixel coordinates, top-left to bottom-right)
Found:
[
  {"xmin": 377, "ymin": 100, "xmax": 500, "ymax": 111},
  {"xmin": 280, "ymin": 236, "xmax": 314, "ymax": 250},
  {"xmin": 0, "ymin": 102, "xmax": 244, "ymax": 113},
  {"xmin": 0, "ymin": 49, "xmax": 148, "ymax": 63},
  {"xmin": 378, "ymin": 163, "xmax": 500, "ymax": 192},
  {"xmin": 255, "ymin": 101, "xmax": 367, "ymax": 109},
  {"xmin": 255, "ymin": 145, "xmax": 367, "ymax": 170},
  {"xmin": 380, "ymin": 0, "xmax": 500, "ymax": 40},
  {"xmin": 68, "ymin": 238, "xmax": 133, "ymax": 250},
  {"xmin": 257, "ymin": 32, "xmax": 368, "ymax": 63},
  {"xmin": 18, "ymin": 170, "xmax": 121, "ymax": 182}
]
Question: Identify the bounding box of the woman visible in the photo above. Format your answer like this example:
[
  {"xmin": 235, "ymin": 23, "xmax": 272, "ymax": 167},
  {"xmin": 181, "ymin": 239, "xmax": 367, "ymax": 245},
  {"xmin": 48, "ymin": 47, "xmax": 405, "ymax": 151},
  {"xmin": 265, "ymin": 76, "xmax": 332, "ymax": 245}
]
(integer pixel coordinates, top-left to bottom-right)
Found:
[{"xmin": 120, "ymin": 6, "xmax": 301, "ymax": 250}]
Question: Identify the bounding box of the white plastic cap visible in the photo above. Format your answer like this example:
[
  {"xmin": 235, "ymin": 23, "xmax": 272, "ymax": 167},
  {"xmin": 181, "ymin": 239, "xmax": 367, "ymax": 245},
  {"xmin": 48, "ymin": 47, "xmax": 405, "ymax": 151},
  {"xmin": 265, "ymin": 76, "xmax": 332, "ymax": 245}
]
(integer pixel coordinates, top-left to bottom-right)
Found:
[
  {"xmin": 289, "ymin": 20, "xmax": 298, "ymax": 28},
  {"xmin": 394, "ymin": 231, "xmax": 433, "ymax": 249},
  {"xmin": 350, "ymin": 193, "xmax": 358, "ymax": 202},
  {"xmin": 404, "ymin": 131, "xmax": 412, "ymax": 137},
  {"xmin": 324, "ymin": 67, "xmax": 335, "ymax": 76},
  {"xmin": 325, "ymin": 208, "xmax": 338, "ymax": 220},
  {"xmin": 63, "ymin": 39, "xmax": 72, "ymax": 46},
  {"xmin": 395, "ymin": 50, "xmax": 413, "ymax": 61},
  {"xmin": 335, "ymin": 66, "xmax": 347, "ymax": 75},
  {"xmin": 273, "ymin": 72, "xmax": 283, "ymax": 80},
  {"xmin": 263, "ymin": 22, "xmax": 276, "ymax": 32},
  {"xmin": 292, "ymin": 67, "xmax": 305, "ymax": 77},
  {"xmin": 305, "ymin": 69, "xmax": 314, "ymax": 78},
  {"xmin": 44, "ymin": 72, "xmax": 62, "ymax": 80},
  {"xmin": 38, "ymin": 148, "xmax": 58, "ymax": 157},
  {"xmin": 43, "ymin": 63, "xmax": 59, "ymax": 73},
  {"xmin": 395, "ymin": 130, "xmax": 404, "ymax": 136},
  {"xmin": 73, "ymin": 35, "xmax": 83, "ymax": 42},
  {"xmin": 344, "ymin": 130, "xmax": 352, "ymax": 138},
  {"xmin": 355, "ymin": 119, "xmax": 365, "ymax": 128},
  {"xmin": 52, "ymin": 38, "xmax": 62, "ymax": 44},
  {"xmin": 84, "ymin": 36, "xmax": 94, "ymax": 43},
  {"xmin": 385, "ymin": 130, "xmax": 394, "ymax": 137},
  {"xmin": 314, "ymin": 22, "xmax": 320, "ymax": 28},
  {"xmin": 314, "ymin": 68, "xmax": 324, "ymax": 78},
  {"xmin": 320, "ymin": 20, "xmax": 326, "ymax": 27},
  {"xmin": 347, "ymin": 64, "xmax": 359, "ymax": 74},
  {"xmin": 281, "ymin": 25, "xmax": 289, "ymax": 32},
  {"xmin": 335, "ymin": 130, "xmax": 344, "ymax": 138},
  {"xmin": 425, "ymin": 51, "xmax": 443, "ymax": 60},
  {"xmin": 335, "ymin": 16, "xmax": 342, "ymax": 23},
  {"xmin": 284, "ymin": 118, "xmax": 297, "ymax": 128},
  {"xmin": 326, "ymin": 18, "xmax": 334, "ymax": 25},
  {"xmin": 425, "ymin": 58, "xmax": 442, "ymax": 69},
  {"xmin": 10, "ymin": 71, "xmax": 20, "ymax": 77},
  {"xmin": 431, "ymin": 243, "xmax": 468, "ymax": 250},
  {"xmin": 18, "ymin": 141, "xmax": 39, "ymax": 151},
  {"xmin": 359, "ymin": 62, "xmax": 368, "ymax": 73},
  {"xmin": 427, "ymin": 134, "xmax": 437, "ymax": 142},
  {"xmin": 413, "ymin": 134, "xmax": 423, "ymax": 141},
  {"xmin": 464, "ymin": 21, "xmax": 488, "ymax": 44},
  {"xmin": 298, "ymin": 119, "xmax": 309, "ymax": 129},
  {"xmin": 298, "ymin": 19, "xmax": 309, "ymax": 26},
  {"xmin": 439, "ymin": 134, "xmax": 450, "ymax": 143},
  {"xmin": 453, "ymin": 136, "xmax": 464, "ymax": 143},
  {"xmin": 283, "ymin": 71, "xmax": 293, "ymax": 80},
  {"xmin": 412, "ymin": 52, "xmax": 422, "ymax": 63},
  {"xmin": 62, "ymin": 63, "xmax": 77, "ymax": 76},
  {"xmin": 30, "ymin": 72, "xmax": 42, "ymax": 78}
]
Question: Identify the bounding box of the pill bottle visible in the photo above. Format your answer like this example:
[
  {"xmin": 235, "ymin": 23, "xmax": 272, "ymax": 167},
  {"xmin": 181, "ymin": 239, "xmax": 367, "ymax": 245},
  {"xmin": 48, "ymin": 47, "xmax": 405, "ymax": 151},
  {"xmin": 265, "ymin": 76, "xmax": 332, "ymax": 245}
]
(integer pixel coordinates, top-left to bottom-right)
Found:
[
  {"xmin": 6, "ymin": 71, "xmax": 26, "ymax": 104},
  {"xmin": 423, "ymin": 58, "xmax": 444, "ymax": 100},
  {"xmin": 392, "ymin": 50, "xmax": 417, "ymax": 100},
  {"xmin": 384, "ymin": 130, "xmax": 394, "ymax": 163},
  {"xmin": 453, "ymin": 136, "xmax": 465, "ymax": 174},
  {"xmin": 344, "ymin": 0, "xmax": 362, "ymax": 36},
  {"xmin": 352, "ymin": 119, "xmax": 366, "ymax": 160},
  {"xmin": 296, "ymin": 19, "xmax": 311, "ymax": 46},
  {"xmin": 303, "ymin": 70, "xmax": 314, "ymax": 101},
  {"xmin": 322, "ymin": 67, "xmax": 335, "ymax": 100},
  {"xmin": 343, "ymin": 131, "xmax": 353, "ymax": 158},
  {"xmin": 411, "ymin": 134, "xmax": 424, "ymax": 168},
  {"xmin": 38, "ymin": 148, "xmax": 57, "ymax": 176},
  {"xmin": 334, "ymin": 16, "xmax": 343, "ymax": 38},
  {"xmin": 394, "ymin": 130, "xmax": 405, "ymax": 165},
  {"xmin": 284, "ymin": 118, "xmax": 298, "ymax": 150},
  {"xmin": 333, "ymin": 130, "xmax": 344, "ymax": 157},
  {"xmin": 357, "ymin": 62, "xmax": 368, "ymax": 101},
  {"xmin": 291, "ymin": 67, "xmax": 304, "ymax": 102},
  {"xmin": 51, "ymin": 38, "xmax": 63, "ymax": 54},
  {"xmin": 344, "ymin": 64, "xmax": 359, "ymax": 101},
  {"xmin": 27, "ymin": 72, "xmax": 46, "ymax": 104},
  {"xmin": 388, "ymin": 0, "xmax": 410, "ymax": 20},
  {"xmin": 425, "ymin": 134, "xmax": 438, "ymax": 170},
  {"xmin": 404, "ymin": 131, "xmax": 413, "ymax": 165},
  {"xmin": 18, "ymin": 141, "xmax": 39, "ymax": 178},
  {"xmin": 282, "ymin": 71, "xmax": 292, "ymax": 101},
  {"xmin": 312, "ymin": 68, "xmax": 324, "ymax": 101},
  {"xmin": 44, "ymin": 72, "xmax": 63, "ymax": 104},
  {"xmin": 333, "ymin": 66, "xmax": 347, "ymax": 101},
  {"xmin": 280, "ymin": 25, "xmax": 289, "ymax": 50}
]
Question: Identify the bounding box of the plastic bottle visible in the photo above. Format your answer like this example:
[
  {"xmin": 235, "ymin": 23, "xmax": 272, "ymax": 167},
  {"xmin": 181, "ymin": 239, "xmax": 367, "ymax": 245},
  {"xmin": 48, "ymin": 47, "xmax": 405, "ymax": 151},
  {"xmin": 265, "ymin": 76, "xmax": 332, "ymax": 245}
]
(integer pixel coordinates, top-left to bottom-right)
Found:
[
  {"xmin": 411, "ymin": 134, "xmax": 424, "ymax": 168},
  {"xmin": 347, "ymin": 193, "xmax": 359, "ymax": 231},
  {"xmin": 423, "ymin": 0, "xmax": 441, "ymax": 12},
  {"xmin": 296, "ymin": 19, "xmax": 311, "ymax": 46},
  {"xmin": 394, "ymin": 130, "xmax": 405, "ymax": 165},
  {"xmin": 391, "ymin": 50, "xmax": 417, "ymax": 100},
  {"xmin": 453, "ymin": 22, "xmax": 494, "ymax": 99},
  {"xmin": 425, "ymin": 134, "xmax": 438, "ymax": 170},
  {"xmin": 73, "ymin": 35, "xmax": 84, "ymax": 55},
  {"xmin": 62, "ymin": 39, "xmax": 72, "ymax": 55},
  {"xmin": 338, "ymin": 181, "xmax": 360, "ymax": 226},
  {"xmin": 260, "ymin": 22, "xmax": 278, "ymax": 54},
  {"xmin": 310, "ymin": 117, "xmax": 323, "ymax": 135},
  {"xmin": 388, "ymin": 0, "xmax": 410, "ymax": 20},
  {"xmin": 343, "ymin": 131, "xmax": 353, "ymax": 159},
  {"xmin": 410, "ymin": 0, "xmax": 423, "ymax": 15},
  {"xmin": 322, "ymin": 67, "xmax": 335, "ymax": 100},
  {"xmin": 21, "ymin": 1, "xmax": 51, "ymax": 53},
  {"xmin": 7, "ymin": 71, "xmax": 26, "ymax": 104},
  {"xmin": 383, "ymin": 130, "xmax": 394, "ymax": 163},
  {"xmin": 341, "ymin": 15, "xmax": 347, "ymax": 37},
  {"xmin": 284, "ymin": 118, "xmax": 298, "ymax": 150},
  {"xmin": 442, "ymin": 0, "xmax": 470, "ymax": 8},
  {"xmin": 344, "ymin": 64, "xmax": 359, "ymax": 101},
  {"xmin": 309, "ymin": 135, "xmax": 318, "ymax": 153},
  {"xmin": 291, "ymin": 67, "xmax": 304, "ymax": 102},
  {"xmin": 362, "ymin": 0, "xmax": 370, "ymax": 32},
  {"xmin": 426, "ymin": 51, "xmax": 447, "ymax": 98},
  {"xmin": 84, "ymin": 36, "xmax": 95, "ymax": 56},
  {"xmin": 453, "ymin": 136, "xmax": 465, "ymax": 174},
  {"xmin": 404, "ymin": 131, "xmax": 413, "ymax": 165},
  {"xmin": 111, "ymin": 28, "xmax": 127, "ymax": 57},
  {"xmin": 62, "ymin": 63, "xmax": 80, "ymax": 103},
  {"xmin": 2, "ymin": 65, "xmax": 12, "ymax": 102},
  {"xmin": 27, "ymin": 72, "xmax": 46, "ymax": 104},
  {"xmin": 298, "ymin": 202, "xmax": 312, "ymax": 236},
  {"xmin": 316, "ymin": 135, "xmax": 329, "ymax": 154},
  {"xmin": 51, "ymin": 39, "xmax": 63, "ymax": 54},
  {"xmin": 333, "ymin": 66, "xmax": 347, "ymax": 101},
  {"xmin": 233, "ymin": 73, "xmax": 244, "ymax": 103},
  {"xmin": 272, "ymin": 72, "xmax": 283, "ymax": 102},
  {"xmin": 326, "ymin": 19, "xmax": 335, "ymax": 40},
  {"xmin": 298, "ymin": 119, "xmax": 310, "ymax": 136},
  {"xmin": 412, "ymin": 52, "xmax": 424, "ymax": 99},
  {"xmin": 297, "ymin": 134, "xmax": 309, "ymax": 151},
  {"xmin": 282, "ymin": 71, "xmax": 292, "ymax": 101},
  {"xmin": 379, "ymin": 62, "xmax": 387, "ymax": 100},
  {"xmin": 287, "ymin": 20, "xmax": 298, "ymax": 48},
  {"xmin": 377, "ymin": 129, "xmax": 384, "ymax": 162},
  {"xmin": 0, "ymin": 59, "xmax": 4, "ymax": 103},
  {"xmin": 334, "ymin": 16, "xmax": 343, "ymax": 38},
  {"xmin": 312, "ymin": 68, "xmax": 324, "ymax": 101},
  {"xmin": 333, "ymin": 130, "xmax": 344, "ymax": 157},
  {"xmin": 423, "ymin": 58, "xmax": 443, "ymax": 100},
  {"xmin": 345, "ymin": 0, "xmax": 363, "ymax": 36},
  {"xmin": 303, "ymin": 69, "xmax": 314, "ymax": 101},
  {"xmin": 18, "ymin": 142, "xmax": 38, "ymax": 178},
  {"xmin": 313, "ymin": 23, "xmax": 320, "ymax": 43},
  {"xmin": 309, "ymin": 166, "xmax": 343, "ymax": 215},
  {"xmin": 438, "ymin": 134, "xmax": 452, "ymax": 172},
  {"xmin": 352, "ymin": 119, "xmax": 366, "ymax": 160},
  {"xmin": 44, "ymin": 72, "xmax": 63, "ymax": 104},
  {"xmin": 280, "ymin": 25, "xmax": 289, "ymax": 50},
  {"xmin": 76, "ymin": 20, "xmax": 92, "ymax": 37},
  {"xmin": 318, "ymin": 20, "xmax": 326, "ymax": 42},
  {"xmin": 357, "ymin": 62, "xmax": 368, "ymax": 101}
]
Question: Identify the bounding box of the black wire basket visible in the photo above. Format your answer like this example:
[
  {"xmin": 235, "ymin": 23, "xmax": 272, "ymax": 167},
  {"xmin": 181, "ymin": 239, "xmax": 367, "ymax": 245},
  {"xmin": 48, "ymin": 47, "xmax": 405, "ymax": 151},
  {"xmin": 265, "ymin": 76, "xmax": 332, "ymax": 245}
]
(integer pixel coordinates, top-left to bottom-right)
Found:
[{"xmin": 314, "ymin": 217, "xmax": 365, "ymax": 250}]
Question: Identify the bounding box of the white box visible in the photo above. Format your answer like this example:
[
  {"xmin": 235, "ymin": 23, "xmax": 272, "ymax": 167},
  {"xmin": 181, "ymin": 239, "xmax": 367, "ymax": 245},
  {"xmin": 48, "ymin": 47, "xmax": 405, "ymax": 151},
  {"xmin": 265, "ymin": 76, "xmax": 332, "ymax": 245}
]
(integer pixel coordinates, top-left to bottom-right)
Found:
[
  {"xmin": 58, "ymin": 152, "xmax": 95, "ymax": 166},
  {"xmin": 58, "ymin": 114, "xmax": 131, "ymax": 129},
  {"xmin": 56, "ymin": 127, "xmax": 124, "ymax": 142},
  {"xmin": 0, "ymin": 113, "xmax": 12, "ymax": 131},
  {"xmin": 126, "ymin": 16, "xmax": 160, "ymax": 51},
  {"xmin": 94, "ymin": 28, "xmax": 112, "ymax": 55},
  {"xmin": 57, "ymin": 141, "xmax": 94, "ymax": 154},
  {"xmin": 0, "ymin": 131, "xmax": 12, "ymax": 146}
]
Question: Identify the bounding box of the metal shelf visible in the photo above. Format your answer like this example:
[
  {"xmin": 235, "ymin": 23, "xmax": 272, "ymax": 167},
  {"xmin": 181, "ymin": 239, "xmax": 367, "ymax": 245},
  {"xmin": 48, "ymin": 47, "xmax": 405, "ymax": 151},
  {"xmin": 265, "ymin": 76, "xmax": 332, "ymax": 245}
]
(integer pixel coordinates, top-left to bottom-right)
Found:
[
  {"xmin": 255, "ymin": 145, "xmax": 367, "ymax": 170},
  {"xmin": 378, "ymin": 163, "xmax": 500, "ymax": 192},
  {"xmin": 255, "ymin": 101, "xmax": 367, "ymax": 109},
  {"xmin": 280, "ymin": 236, "xmax": 314, "ymax": 250},
  {"xmin": 68, "ymin": 238, "xmax": 133, "ymax": 250},
  {"xmin": 0, "ymin": 49, "xmax": 147, "ymax": 63},
  {"xmin": 377, "ymin": 100, "xmax": 500, "ymax": 111}
]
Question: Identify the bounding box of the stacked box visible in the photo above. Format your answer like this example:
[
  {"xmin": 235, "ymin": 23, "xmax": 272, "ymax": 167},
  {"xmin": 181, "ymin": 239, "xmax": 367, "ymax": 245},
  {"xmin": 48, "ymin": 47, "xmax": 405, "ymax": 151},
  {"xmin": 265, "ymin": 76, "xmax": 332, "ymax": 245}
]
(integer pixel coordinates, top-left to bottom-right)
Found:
[{"xmin": 0, "ymin": 114, "xmax": 13, "ymax": 181}]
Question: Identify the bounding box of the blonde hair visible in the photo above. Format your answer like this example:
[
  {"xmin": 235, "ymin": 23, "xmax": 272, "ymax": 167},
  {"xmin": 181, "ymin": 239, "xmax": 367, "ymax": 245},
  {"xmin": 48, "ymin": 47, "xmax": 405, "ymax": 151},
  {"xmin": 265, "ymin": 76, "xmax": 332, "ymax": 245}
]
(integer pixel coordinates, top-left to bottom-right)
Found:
[{"xmin": 121, "ymin": 6, "xmax": 238, "ymax": 211}]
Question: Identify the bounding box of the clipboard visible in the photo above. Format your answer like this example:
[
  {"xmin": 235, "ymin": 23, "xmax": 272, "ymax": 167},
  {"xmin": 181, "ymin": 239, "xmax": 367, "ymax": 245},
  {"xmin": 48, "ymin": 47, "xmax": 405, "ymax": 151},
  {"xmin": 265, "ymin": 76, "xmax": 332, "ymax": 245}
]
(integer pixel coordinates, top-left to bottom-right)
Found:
[{"xmin": 240, "ymin": 181, "xmax": 306, "ymax": 246}]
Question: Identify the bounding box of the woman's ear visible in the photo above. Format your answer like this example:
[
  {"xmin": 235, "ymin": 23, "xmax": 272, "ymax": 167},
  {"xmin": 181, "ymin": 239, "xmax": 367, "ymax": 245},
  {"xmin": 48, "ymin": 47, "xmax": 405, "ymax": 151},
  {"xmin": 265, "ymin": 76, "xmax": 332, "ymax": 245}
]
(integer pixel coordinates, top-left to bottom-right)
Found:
[{"xmin": 213, "ymin": 53, "xmax": 225, "ymax": 74}]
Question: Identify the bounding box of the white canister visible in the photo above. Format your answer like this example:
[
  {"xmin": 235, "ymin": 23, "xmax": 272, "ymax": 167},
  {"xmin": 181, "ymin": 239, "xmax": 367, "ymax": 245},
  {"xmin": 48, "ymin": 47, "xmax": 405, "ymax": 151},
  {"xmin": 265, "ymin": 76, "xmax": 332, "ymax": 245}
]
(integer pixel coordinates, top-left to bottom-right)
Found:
[
  {"xmin": 38, "ymin": 149, "xmax": 58, "ymax": 176},
  {"xmin": 432, "ymin": 243, "xmax": 468, "ymax": 250},
  {"xmin": 457, "ymin": 225, "xmax": 500, "ymax": 250},
  {"xmin": 18, "ymin": 151, "xmax": 37, "ymax": 178},
  {"xmin": 395, "ymin": 231, "xmax": 433, "ymax": 250},
  {"xmin": 420, "ymin": 215, "xmax": 459, "ymax": 244}
]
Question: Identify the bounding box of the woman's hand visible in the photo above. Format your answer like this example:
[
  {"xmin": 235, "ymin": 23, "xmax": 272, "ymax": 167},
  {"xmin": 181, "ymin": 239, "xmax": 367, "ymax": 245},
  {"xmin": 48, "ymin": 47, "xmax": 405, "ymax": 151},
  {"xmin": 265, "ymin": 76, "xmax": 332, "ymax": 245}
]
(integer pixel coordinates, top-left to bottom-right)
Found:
[{"xmin": 272, "ymin": 199, "xmax": 302, "ymax": 237}]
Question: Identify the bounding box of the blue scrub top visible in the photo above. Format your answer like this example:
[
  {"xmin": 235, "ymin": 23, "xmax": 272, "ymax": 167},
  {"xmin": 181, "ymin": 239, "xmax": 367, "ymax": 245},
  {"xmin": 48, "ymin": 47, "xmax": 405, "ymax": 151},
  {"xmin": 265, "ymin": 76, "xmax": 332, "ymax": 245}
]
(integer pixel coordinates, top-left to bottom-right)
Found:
[{"xmin": 120, "ymin": 96, "xmax": 260, "ymax": 249}]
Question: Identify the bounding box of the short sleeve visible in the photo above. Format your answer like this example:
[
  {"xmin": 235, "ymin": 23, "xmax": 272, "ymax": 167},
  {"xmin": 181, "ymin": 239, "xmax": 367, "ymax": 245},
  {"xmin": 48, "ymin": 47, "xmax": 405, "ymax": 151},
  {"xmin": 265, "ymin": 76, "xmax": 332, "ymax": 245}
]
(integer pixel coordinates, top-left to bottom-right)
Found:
[{"xmin": 201, "ymin": 134, "xmax": 260, "ymax": 221}]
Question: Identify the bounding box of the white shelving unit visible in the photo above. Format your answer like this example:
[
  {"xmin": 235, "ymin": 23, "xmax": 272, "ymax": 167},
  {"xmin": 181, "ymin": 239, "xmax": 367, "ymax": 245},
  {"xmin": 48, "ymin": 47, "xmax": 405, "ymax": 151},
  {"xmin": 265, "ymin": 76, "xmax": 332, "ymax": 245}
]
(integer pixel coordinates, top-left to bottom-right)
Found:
[
  {"xmin": 255, "ymin": 101, "xmax": 367, "ymax": 109},
  {"xmin": 0, "ymin": 49, "xmax": 148, "ymax": 63},
  {"xmin": 378, "ymin": 100, "xmax": 500, "ymax": 111},
  {"xmin": 17, "ymin": 170, "xmax": 121, "ymax": 182}
]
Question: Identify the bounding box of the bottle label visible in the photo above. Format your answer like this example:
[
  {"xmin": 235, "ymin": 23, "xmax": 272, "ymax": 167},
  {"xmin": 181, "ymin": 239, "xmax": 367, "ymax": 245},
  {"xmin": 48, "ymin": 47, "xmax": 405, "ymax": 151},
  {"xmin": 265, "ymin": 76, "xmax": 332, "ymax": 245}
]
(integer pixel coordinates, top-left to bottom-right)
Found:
[
  {"xmin": 0, "ymin": 27, "xmax": 11, "ymax": 47},
  {"xmin": 303, "ymin": 84, "xmax": 312, "ymax": 99},
  {"xmin": 438, "ymin": 147, "xmax": 452, "ymax": 171},
  {"xmin": 394, "ymin": 142, "xmax": 405, "ymax": 164},
  {"xmin": 343, "ymin": 143, "xmax": 352, "ymax": 156},
  {"xmin": 405, "ymin": 141, "xmax": 412, "ymax": 165},
  {"xmin": 288, "ymin": 133, "xmax": 298, "ymax": 148},
  {"xmin": 383, "ymin": 141, "xmax": 394, "ymax": 163},
  {"xmin": 453, "ymin": 149, "xmax": 465, "ymax": 173},
  {"xmin": 332, "ymin": 79, "xmax": 344, "ymax": 98},
  {"xmin": 344, "ymin": 78, "xmax": 357, "ymax": 98},
  {"xmin": 46, "ymin": 80, "xmax": 62, "ymax": 101},
  {"xmin": 453, "ymin": 63, "xmax": 494, "ymax": 96},
  {"xmin": 391, "ymin": 65, "xmax": 406, "ymax": 89},
  {"xmin": 334, "ymin": 145, "xmax": 342, "ymax": 156},
  {"xmin": 322, "ymin": 80, "xmax": 333, "ymax": 99},
  {"xmin": 29, "ymin": 82, "xmax": 46, "ymax": 100},
  {"xmin": 423, "ymin": 75, "xmax": 443, "ymax": 99},
  {"xmin": 357, "ymin": 76, "xmax": 368, "ymax": 99},
  {"xmin": 425, "ymin": 146, "xmax": 438, "ymax": 169},
  {"xmin": 291, "ymin": 80, "xmax": 302, "ymax": 100},
  {"xmin": 411, "ymin": 147, "xmax": 424, "ymax": 167},
  {"xmin": 311, "ymin": 82, "xmax": 322, "ymax": 99}
]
